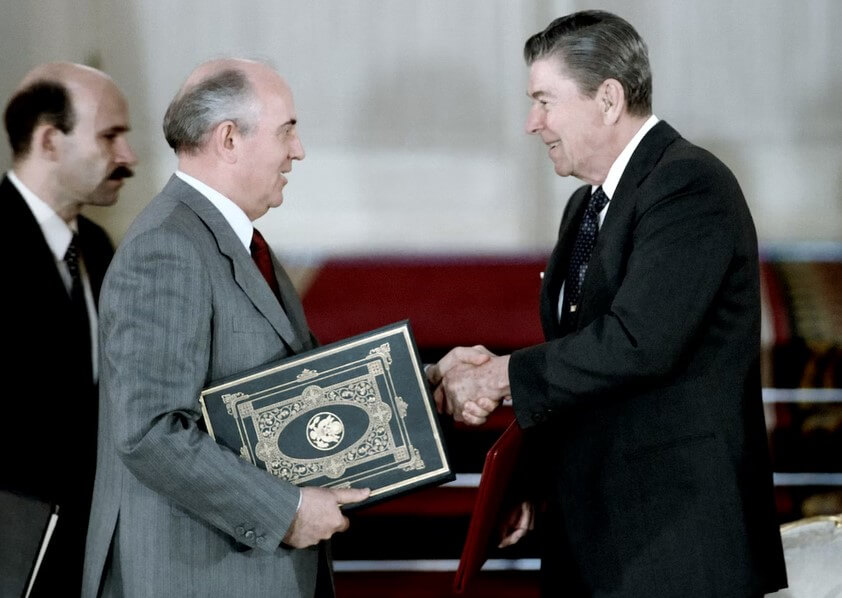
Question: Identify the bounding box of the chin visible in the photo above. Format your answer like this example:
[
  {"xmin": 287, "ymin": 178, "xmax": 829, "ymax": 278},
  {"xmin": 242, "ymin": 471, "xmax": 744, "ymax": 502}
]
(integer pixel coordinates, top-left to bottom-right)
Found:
[{"xmin": 88, "ymin": 193, "xmax": 120, "ymax": 207}]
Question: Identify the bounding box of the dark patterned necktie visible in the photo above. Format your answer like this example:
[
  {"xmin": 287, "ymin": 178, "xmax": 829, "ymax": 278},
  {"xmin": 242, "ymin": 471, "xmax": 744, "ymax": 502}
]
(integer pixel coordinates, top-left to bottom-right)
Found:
[
  {"xmin": 560, "ymin": 186, "xmax": 610, "ymax": 333},
  {"xmin": 65, "ymin": 234, "xmax": 92, "ymax": 378},
  {"xmin": 250, "ymin": 228, "xmax": 283, "ymax": 304}
]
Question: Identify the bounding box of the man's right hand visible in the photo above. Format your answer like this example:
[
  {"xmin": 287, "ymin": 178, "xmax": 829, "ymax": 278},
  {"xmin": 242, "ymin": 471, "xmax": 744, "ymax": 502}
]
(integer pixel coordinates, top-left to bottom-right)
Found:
[
  {"xmin": 282, "ymin": 486, "xmax": 370, "ymax": 548},
  {"xmin": 427, "ymin": 346, "xmax": 495, "ymax": 413}
]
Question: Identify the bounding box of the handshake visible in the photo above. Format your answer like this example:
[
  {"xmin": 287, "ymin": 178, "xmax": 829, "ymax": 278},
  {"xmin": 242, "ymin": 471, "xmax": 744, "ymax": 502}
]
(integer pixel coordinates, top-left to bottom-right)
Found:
[
  {"xmin": 426, "ymin": 346, "xmax": 512, "ymax": 426},
  {"xmin": 426, "ymin": 347, "xmax": 534, "ymax": 546}
]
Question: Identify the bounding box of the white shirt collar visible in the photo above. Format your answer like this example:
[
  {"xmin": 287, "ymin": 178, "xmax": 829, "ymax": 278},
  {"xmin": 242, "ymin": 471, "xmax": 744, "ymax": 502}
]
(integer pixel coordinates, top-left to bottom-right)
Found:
[
  {"xmin": 7, "ymin": 170, "xmax": 74, "ymax": 260},
  {"xmin": 175, "ymin": 170, "xmax": 254, "ymax": 252},
  {"xmin": 598, "ymin": 114, "xmax": 660, "ymax": 199}
]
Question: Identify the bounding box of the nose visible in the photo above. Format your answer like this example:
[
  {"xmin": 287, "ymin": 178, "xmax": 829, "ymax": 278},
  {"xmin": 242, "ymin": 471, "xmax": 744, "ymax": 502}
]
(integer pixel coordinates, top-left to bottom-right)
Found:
[
  {"xmin": 525, "ymin": 104, "xmax": 544, "ymax": 135},
  {"xmin": 116, "ymin": 136, "xmax": 138, "ymax": 166},
  {"xmin": 290, "ymin": 134, "xmax": 305, "ymax": 161}
]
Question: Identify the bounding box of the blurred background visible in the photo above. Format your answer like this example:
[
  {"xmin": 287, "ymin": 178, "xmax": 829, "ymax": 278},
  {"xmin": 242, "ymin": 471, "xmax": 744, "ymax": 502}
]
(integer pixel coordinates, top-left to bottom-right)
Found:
[
  {"xmin": 3, "ymin": 1, "xmax": 839, "ymax": 596},
  {"xmin": 2, "ymin": 0, "xmax": 840, "ymax": 251}
]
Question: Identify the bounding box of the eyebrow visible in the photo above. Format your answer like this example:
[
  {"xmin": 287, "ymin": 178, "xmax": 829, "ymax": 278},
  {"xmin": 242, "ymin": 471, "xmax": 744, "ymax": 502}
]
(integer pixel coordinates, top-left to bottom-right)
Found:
[
  {"xmin": 528, "ymin": 90, "xmax": 549, "ymax": 100},
  {"xmin": 276, "ymin": 118, "xmax": 296, "ymax": 135},
  {"xmin": 100, "ymin": 125, "xmax": 130, "ymax": 134}
]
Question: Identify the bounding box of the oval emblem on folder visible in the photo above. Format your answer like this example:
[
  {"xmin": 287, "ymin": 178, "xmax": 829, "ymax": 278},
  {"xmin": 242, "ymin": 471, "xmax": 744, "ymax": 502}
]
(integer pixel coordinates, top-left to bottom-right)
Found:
[{"xmin": 306, "ymin": 412, "xmax": 345, "ymax": 451}]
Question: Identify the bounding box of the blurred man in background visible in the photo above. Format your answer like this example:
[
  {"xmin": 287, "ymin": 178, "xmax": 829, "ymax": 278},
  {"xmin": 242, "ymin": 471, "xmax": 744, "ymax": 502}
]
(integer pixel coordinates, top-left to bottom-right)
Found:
[{"xmin": 1, "ymin": 61, "xmax": 136, "ymax": 596}]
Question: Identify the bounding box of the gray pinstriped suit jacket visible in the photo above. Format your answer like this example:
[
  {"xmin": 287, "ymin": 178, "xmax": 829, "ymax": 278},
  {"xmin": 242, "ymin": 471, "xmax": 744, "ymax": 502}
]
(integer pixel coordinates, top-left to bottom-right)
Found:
[{"xmin": 82, "ymin": 176, "xmax": 323, "ymax": 597}]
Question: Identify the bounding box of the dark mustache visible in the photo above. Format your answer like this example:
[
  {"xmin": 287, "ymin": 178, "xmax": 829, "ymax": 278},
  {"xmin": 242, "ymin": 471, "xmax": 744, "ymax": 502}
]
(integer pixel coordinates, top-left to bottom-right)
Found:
[{"xmin": 109, "ymin": 165, "xmax": 134, "ymax": 180}]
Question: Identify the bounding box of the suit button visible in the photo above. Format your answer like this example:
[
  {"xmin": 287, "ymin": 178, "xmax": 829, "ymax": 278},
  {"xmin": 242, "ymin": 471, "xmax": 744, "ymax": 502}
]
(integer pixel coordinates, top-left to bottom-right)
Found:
[
  {"xmin": 256, "ymin": 535, "xmax": 265, "ymax": 545},
  {"xmin": 236, "ymin": 526, "xmax": 245, "ymax": 535},
  {"xmin": 245, "ymin": 530, "xmax": 255, "ymax": 540},
  {"xmin": 532, "ymin": 412, "xmax": 545, "ymax": 423}
]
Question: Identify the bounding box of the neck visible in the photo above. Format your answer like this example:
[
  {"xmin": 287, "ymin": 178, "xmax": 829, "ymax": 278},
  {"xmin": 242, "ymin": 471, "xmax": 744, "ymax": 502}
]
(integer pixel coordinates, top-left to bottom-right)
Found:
[
  {"xmin": 12, "ymin": 160, "xmax": 82, "ymax": 223},
  {"xmin": 588, "ymin": 114, "xmax": 651, "ymax": 186},
  {"xmin": 178, "ymin": 154, "xmax": 258, "ymax": 220},
  {"xmin": 179, "ymin": 155, "xmax": 230, "ymax": 197}
]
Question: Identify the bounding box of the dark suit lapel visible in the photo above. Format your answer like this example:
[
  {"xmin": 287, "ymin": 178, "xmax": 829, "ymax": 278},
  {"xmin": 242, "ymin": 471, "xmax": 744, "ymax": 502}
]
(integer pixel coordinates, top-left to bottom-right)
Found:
[
  {"xmin": 3, "ymin": 176, "xmax": 72, "ymax": 308},
  {"xmin": 541, "ymin": 184, "xmax": 591, "ymax": 338},
  {"xmin": 576, "ymin": 121, "xmax": 682, "ymax": 323},
  {"xmin": 163, "ymin": 176, "xmax": 304, "ymax": 353},
  {"xmin": 612, "ymin": 121, "xmax": 681, "ymax": 202}
]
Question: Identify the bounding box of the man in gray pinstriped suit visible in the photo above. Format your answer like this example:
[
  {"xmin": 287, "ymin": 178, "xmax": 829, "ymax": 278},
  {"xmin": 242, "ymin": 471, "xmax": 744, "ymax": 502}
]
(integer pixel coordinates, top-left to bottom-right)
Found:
[{"xmin": 82, "ymin": 58, "xmax": 369, "ymax": 598}]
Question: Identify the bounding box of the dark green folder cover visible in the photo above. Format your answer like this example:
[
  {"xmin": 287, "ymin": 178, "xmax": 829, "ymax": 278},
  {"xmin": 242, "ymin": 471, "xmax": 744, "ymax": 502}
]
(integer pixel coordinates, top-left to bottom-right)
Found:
[{"xmin": 200, "ymin": 321, "xmax": 453, "ymax": 509}]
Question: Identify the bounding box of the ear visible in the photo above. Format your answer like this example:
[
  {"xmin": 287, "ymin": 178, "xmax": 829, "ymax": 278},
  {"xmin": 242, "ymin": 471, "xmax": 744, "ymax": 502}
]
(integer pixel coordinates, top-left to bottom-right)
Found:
[
  {"xmin": 598, "ymin": 79, "xmax": 625, "ymax": 125},
  {"xmin": 210, "ymin": 121, "xmax": 239, "ymax": 164},
  {"xmin": 31, "ymin": 124, "xmax": 63, "ymax": 161}
]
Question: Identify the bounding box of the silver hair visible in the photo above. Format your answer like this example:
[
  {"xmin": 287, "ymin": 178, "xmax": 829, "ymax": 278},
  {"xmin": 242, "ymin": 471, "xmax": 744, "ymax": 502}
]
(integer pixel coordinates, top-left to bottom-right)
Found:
[{"xmin": 163, "ymin": 68, "xmax": 260, "ymax": 153}]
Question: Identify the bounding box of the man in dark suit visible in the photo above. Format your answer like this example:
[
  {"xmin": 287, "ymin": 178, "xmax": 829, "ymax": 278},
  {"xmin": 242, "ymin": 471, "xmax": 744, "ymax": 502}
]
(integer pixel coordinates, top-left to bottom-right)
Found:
[
  {"xmin": 82, "ymin": 58, "xmax": 368, "ymax": 598},
  {"xmin": 1, "ymin": 62, "xmax": 137, "ymax": 596},
  {"xmin": 433, "ymin": 11, "xmax": 788, "ymax": 597}
]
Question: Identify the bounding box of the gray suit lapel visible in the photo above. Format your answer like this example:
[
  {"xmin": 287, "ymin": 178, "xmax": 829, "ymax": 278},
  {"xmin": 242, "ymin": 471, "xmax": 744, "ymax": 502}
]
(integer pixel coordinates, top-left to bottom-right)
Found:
[
  {"xmin": 270, "ymin": 249, "xmax": 312, "ymax": 346},
  {"xmin": 163, "ymin": 176, "xmax": 305, "ymax": 353}
]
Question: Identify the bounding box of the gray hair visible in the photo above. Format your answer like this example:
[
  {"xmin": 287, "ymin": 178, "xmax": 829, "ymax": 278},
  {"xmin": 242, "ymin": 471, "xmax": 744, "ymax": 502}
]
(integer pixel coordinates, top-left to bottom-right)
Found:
[
  {"xmin": 524, "ymin": 10, "xmax": 652, "ymax": 117},
  {"xmin": 163, "ymin": 68, "xmax": 260, "ymax": 153}
]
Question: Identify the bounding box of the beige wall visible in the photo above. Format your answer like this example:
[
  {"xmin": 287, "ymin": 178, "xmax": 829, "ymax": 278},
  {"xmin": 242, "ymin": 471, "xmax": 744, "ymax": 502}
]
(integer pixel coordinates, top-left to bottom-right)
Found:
[{"xmin": 2, "ymin": 0, "xmax": 840, "ymax": 255}]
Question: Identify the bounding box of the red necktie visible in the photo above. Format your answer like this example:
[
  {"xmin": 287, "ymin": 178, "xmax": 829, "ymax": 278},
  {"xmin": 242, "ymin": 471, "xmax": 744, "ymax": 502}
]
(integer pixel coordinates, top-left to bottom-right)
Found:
[{"xmin": 250, "ymin": 228, "xmax": 282, "ymax": 304}]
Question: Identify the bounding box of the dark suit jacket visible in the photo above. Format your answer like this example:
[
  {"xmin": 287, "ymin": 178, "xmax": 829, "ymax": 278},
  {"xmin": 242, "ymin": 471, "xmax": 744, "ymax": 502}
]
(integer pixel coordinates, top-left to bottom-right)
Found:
[
  {"xmin": 509, "ymin": 122, "xmax": 787, "ymax": 597},
  {"xmin": 1, "ymin": 174, "xmax": 114, "ymax": 596}
]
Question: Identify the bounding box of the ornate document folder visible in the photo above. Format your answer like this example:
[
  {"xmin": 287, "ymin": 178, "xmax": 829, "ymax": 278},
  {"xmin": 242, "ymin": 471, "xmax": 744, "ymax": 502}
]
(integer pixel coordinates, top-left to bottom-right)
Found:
[{"xmin": 200, "ymin": 321, "xmax": 453, "ymax": 508}]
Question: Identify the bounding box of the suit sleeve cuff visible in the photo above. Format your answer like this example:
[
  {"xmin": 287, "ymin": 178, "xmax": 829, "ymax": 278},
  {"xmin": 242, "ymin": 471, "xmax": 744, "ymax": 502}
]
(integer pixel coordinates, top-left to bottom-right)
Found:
[{"xmin": 509, "ymin": 344, "xmax": 552, "ymax": 429}]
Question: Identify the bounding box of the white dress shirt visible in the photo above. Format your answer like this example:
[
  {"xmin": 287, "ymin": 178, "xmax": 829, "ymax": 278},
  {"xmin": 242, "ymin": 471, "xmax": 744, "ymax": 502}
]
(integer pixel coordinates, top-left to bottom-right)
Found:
[{"xmin": 175, "ymin": 171, "xmax": 254, "ymax": 253}]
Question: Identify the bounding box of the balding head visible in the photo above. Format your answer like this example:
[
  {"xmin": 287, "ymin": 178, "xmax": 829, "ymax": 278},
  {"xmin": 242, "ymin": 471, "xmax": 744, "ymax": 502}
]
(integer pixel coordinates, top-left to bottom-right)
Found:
[
  {"xmin": 163, "ymin": 58, "xmax": 285, "ymax": 154},
  {"xmin": 17, "ymin": 61, "xmax": 112, "ymax": 92},
  {"xmin": 3, "ymin": 62, "xmax": 137, "ymax": 220},
  {"xmin": 179, "ymin": 58, "xmax": 262, "ymax": 92},
  {"xmin": 5, "ymin": 63, "xmax": 95, "ymax": 159},
  {"xmin": 166, "ymin": 58, "xmax": 304, "ymax": 220},
  {"xmin": 4, "ymin": 62, "xmax": 127, "ymax": 159}
]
